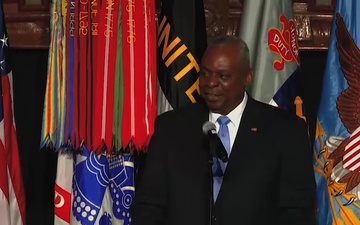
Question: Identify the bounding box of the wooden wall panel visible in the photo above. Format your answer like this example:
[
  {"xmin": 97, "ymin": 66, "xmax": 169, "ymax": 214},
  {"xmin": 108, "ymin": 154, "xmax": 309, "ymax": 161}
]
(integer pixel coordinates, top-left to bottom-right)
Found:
[
  {"xmin": 204, "ymin": 0, "xmax": 334, "ymax": 51},
  {"xmin": 4, "ymin": 0, "xmax": 50, "ymax": 49},
  {"xmin": 293, "ymin": 2, "xmax": 333, "ymax": 50},
  {"xmin": 4, "ymin": 0, "xmax": 335, "ymax": 50}
]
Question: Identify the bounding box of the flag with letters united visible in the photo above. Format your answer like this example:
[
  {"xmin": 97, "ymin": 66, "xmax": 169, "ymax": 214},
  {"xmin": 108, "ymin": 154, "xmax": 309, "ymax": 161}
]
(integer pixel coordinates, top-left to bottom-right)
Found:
[
  {"xmin": 0, "ymin": 0, "xmax": 26, "ymax": 224},
  {"xmin": 156, "ymin": 0, "xmax": 207, "ymax": 114}
]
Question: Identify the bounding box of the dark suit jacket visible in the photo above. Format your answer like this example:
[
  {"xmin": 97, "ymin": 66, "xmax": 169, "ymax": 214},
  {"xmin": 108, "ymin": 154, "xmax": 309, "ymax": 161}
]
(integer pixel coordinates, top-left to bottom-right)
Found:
[{"xmin": 131, "ymin": 97, "xmax": 316, "ymax": 225}]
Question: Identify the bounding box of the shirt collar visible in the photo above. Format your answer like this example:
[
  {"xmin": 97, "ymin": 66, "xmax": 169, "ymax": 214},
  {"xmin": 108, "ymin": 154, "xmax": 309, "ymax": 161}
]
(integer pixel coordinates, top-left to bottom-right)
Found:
[{"xmin": 209, "ymin": 92, "xmax": 248, "ymax": 125}]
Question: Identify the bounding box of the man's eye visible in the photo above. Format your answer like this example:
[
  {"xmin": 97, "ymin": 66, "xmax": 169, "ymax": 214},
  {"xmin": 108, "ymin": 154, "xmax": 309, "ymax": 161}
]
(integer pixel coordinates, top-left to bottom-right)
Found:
[
  {"xmin": 220, "ymin": 74, "xmax": 229, "ymax": 79},
  {"xmin": 199, "ymin": 71, "xmax": 208, "ymax": 76}
]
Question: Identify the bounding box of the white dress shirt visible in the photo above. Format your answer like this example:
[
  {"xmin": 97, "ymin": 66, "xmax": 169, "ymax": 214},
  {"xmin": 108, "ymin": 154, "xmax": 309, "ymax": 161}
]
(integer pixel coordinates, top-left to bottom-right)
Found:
[{"xmin": 209, "ymin": 92, "xmax": 248, "ymax": 154}]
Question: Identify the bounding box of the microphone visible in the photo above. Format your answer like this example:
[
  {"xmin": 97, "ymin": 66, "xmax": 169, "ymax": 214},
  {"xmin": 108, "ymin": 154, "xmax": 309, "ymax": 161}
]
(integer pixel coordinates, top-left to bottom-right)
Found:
[{"xmin": 202, "ymin": 121, "xmax": 228, "ymax": 162}]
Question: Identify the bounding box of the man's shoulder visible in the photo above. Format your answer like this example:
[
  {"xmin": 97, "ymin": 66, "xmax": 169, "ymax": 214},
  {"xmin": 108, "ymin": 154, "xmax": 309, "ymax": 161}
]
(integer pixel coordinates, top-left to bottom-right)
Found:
[
  {"xmin": 156, "ymin": 102, "xmax": 207, "ymax": 123},
  {"xmin": 248, "ymin": 98, "xmax": 305, "ymax": 125}
]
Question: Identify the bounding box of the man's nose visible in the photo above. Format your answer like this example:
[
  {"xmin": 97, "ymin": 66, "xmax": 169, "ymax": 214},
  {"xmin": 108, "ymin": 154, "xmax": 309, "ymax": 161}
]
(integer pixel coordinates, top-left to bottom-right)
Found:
[{"xmin": 207, "ymin": 74, "xmax": 219, "ymax": 87}]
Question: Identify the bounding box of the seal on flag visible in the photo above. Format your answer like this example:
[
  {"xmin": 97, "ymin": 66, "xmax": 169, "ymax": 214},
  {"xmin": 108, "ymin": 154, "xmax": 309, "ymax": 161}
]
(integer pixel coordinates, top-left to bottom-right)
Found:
[{"xmin": 268, "ymin": 15, "xmax": 300, "ymax": 71}]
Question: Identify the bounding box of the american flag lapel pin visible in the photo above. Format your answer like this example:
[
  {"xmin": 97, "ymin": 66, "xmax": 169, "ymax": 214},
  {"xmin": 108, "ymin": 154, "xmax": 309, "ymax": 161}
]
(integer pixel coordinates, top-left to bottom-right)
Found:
[{"xmin": 251, "ymin": 127, "xmax": 257, "ymax": 132}]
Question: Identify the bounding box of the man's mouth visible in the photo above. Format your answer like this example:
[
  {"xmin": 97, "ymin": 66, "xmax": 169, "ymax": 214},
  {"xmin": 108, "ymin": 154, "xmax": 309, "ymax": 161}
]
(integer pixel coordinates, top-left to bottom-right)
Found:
[{"xmin": 205, "ymin": 93, "xmax": 221, "ymax": 101}]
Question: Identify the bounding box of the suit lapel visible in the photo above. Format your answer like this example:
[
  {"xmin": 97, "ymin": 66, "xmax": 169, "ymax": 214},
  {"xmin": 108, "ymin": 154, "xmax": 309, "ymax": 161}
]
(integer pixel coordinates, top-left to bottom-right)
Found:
[
  {"xmin": 216, "ymin": 98, "xmax": 261, "ymax": 202},
  {"xmin": 232, "ymin": 98, "xmax": 260, "ymax": 156}
]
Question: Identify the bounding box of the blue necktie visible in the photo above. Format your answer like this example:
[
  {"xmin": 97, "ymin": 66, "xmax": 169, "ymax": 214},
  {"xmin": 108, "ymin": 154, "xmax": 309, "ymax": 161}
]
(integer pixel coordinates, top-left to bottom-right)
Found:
[{"xmin": 213, "ymin": 116, "xmax": 231, "ymax": 201}]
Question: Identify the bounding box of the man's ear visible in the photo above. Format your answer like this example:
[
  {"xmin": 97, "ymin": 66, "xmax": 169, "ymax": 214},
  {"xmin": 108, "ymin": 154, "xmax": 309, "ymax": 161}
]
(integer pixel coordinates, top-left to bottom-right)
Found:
[{"xmin": 245, "ymin": 69, "xmax": 253, "ymax": 85}]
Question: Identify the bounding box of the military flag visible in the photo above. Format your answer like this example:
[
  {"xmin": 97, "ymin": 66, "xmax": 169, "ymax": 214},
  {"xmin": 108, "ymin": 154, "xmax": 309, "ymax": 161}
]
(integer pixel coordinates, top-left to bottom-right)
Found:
[
  {"xmin": 41, "ymin": 0, "xmax": 66, "ymax": 149},
  {"xmin": 92, "ymin": 0, "xmax": 120, "ymax": 152},
  {"xmin": 120, "ymin": 0, "xmax": 157, "ymax": 151},
  {"xmin": 71, "ymin": 146, "xmax": 134, "ymax": 225},
  {"xmin": 43, "ymin": 0, "xmax": 156, "ymax": 223},
  {"xmin": 0, "ymin": 0, "xmax": 26, "ymax": 223},
  {"xmin": 52, "ymin": 0, "xmax": 74, "ymax": 224},
  {"xmin": 239, "ymin": 0, "xmax": 304, "ymax": 118},
  {"xmin": 54, "ymin": 152, "xmax": 73, "ymax": 225},
  {"xmin": 156, "ymin": 0, "xmax": 207, "ymax": 114},
  {"xmin": 313, "ymin": 1, "xmax": 360, "ymax": 224},
  {"xmin": 112, "ymin": 1, "xmax": 124, "ymax": 153}
]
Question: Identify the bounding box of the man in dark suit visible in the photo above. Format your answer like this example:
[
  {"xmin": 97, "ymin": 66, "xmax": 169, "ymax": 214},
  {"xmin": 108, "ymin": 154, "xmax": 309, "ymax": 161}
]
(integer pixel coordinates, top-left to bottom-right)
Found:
[{"xmin": 131, "ymin": 35, "xmax": 316, "ymax": 225}]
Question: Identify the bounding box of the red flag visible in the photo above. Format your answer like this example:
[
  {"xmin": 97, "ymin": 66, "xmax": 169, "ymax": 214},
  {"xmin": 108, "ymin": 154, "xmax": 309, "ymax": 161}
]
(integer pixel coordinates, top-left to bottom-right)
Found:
[
  {"xmin": 121, "ymin": 0, "xmax": 157, "ymax": 151},
  {"xmin": 0, "ymin": 1, "xmax": 26, "ymax": 223}
]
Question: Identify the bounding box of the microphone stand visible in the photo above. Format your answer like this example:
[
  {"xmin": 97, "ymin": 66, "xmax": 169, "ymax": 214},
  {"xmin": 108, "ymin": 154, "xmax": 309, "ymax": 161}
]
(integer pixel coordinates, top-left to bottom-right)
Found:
[
  {"xmin": 208, "ymin": 145, "xmax": 227, "ymax": 225},
  {"xmin": 208, "ymin": 156, "xmax": 214, "ymax": 225},
  {"xmin": 203, "ymin": 121, "xmax": 228, "ymax": 225},
  {"xmin": 207, "ymin": 144, "xmax": 216, "ymax": 225}
]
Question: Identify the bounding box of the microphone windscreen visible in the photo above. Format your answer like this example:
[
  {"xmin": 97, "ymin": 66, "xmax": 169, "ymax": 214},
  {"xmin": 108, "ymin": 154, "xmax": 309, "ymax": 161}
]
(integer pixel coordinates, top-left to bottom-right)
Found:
[{"xmin": 202, "ymin": 121, "xmax": 216, "ymax": 135}]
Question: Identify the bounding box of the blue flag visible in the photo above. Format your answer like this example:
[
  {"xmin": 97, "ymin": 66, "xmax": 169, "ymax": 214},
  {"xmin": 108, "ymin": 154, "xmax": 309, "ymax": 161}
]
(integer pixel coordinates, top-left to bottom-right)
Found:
[
  {"xmin": 71, "ymin": 146, "xmax": 135, "ymax": 225},
  {"xmin": 313, "ymin": 1, "xmax": 360, "ymax": 224}
]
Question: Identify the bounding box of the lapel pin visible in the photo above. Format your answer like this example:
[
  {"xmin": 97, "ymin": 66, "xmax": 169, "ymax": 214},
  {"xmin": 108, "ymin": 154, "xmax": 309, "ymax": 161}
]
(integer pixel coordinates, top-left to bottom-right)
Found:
[{"xmin": 251, "ymin": 127, "xmax": 257, "ymax": 132}]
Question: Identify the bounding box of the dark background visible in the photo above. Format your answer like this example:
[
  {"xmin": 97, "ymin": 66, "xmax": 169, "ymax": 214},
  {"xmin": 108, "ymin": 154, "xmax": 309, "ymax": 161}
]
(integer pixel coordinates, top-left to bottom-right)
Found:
[{"xmin": 11, "ymin": 49, "xmax": 327, "ymax": 225}]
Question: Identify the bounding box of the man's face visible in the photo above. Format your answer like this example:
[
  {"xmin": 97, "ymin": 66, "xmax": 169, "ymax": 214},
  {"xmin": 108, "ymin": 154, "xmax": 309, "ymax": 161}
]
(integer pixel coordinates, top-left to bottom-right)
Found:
[{"xmin": 199, "ymin": 44, "xmax": 253, "ymax": 115}]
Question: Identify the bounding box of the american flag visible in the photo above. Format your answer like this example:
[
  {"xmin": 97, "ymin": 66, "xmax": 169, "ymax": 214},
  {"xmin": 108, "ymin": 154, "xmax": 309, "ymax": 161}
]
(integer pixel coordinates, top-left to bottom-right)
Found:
[{"xmin": 0, "ymin": 0, "xmax": 26, "ymax": 224}]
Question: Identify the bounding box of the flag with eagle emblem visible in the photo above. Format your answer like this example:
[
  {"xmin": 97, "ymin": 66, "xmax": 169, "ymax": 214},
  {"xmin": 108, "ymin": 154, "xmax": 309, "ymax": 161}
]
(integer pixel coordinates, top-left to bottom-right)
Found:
[{"xmin": 313, "ymin": 1, "xmax": 360, "ymax": 224}]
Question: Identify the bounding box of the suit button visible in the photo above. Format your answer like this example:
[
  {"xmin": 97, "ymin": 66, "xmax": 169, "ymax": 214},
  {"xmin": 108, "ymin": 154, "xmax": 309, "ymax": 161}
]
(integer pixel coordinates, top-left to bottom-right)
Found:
[{"xmin": 212, "ymin": 215, "xmax": 217, "ymax": 221}]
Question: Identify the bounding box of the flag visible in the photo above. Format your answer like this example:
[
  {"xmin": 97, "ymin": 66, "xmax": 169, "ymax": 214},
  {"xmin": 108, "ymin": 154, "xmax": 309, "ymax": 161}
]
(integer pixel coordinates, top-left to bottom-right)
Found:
[
  {"xmin": 120, "ymin": 0, "xmax": 157, "ymax": 151},
  {"xmin": 113, "ymin": 4, "xmax": 124, "ymax": 153},
  {"xmin": 156, "ymin": 0, "xmax": 207, "ymax": 114},
  {"xmin": 71, "ymin": 146, "xmax": 134, "ymax": 225},
  {"xmin": 0, "ymin": 0, "xmax": 26, "ymax": 223},
  {"xmin": 92, "ymin": 0, "xmax": 120, "ymax": 152},
  {"xmin": 41, "ymin": 0, "xmax": 69, "ymax": 150},
  {"xmin": 43, "ymin": 0, "xmax": 150, "ymax": 223},
  {"xmin": 54, "ymin": 151, "xmax": 73, "ymax": 225},
  {"xmin": 238, "ymin": 0, "xmax": 305, "ymax": 118},
  {"xmin": 313, "ymin": 1, "xmax": 360, "ymax": 224}
]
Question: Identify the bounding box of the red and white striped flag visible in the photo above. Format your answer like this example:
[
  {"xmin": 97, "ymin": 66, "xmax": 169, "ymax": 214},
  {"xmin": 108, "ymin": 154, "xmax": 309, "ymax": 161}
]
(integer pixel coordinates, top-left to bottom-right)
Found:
[
  {"xmin": 0, "ymin": 0, "xmax": 26, "ymax": 223},
  {"xmin": 343, "ymin": 126, "xmax": 360, "ymax": 171}
]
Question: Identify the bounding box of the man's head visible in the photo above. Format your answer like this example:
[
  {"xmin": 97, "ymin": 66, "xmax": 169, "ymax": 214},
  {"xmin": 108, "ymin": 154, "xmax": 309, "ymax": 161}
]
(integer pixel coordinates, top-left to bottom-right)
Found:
[{"xmin": 199, "ymin": 35, "xmax": 253, "ymax": 115}]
